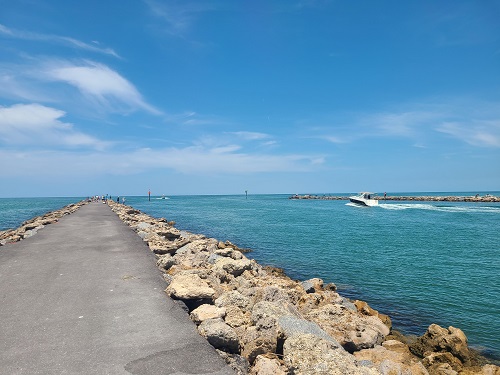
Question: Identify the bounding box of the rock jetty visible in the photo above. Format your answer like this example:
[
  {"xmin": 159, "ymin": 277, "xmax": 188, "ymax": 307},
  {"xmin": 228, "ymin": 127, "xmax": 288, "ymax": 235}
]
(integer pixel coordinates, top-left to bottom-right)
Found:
[
  {"xmin": 0, "ymin": 201, "xmax": 87, "ymax": 245},
  {"xmin": 108, "ymin": 200, "xmax": 499, "ymax": 375},
  {"xmin": 289, "ymin": 194, "xmax": 500, "ymax": 203}
]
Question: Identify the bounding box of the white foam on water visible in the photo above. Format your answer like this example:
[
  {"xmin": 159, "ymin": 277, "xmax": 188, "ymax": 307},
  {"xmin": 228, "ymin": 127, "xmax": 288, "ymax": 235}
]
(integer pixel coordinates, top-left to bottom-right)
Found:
[
  {"xmin": 378, "ymin": 203, "xmax": 500, "ymax": 214},
  {"xmin": 345, "ymin": 202, "xmax": 368, "ymax": 208}
]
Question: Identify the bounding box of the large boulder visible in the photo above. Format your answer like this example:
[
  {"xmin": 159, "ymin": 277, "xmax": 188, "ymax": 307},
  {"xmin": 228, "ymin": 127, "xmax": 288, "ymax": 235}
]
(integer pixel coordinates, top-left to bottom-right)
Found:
[
  {"xmin": 190, "ymin": 304, "xmax": 226, "ymax": 325},
  {"xmin": 149, "ymin": 238, "xmax": 190, "ymax": 255},
  {"xmin": 251, "ymin": 300, "xmax": 301, "ymax": 330},
  {"xmin": 198, "ymin": 318, "xmax": 240, "ymax": 354},
  {"xmin": 215, "ymin": 290, "xmax": 252, "ymax": 311},
  {"xmin": 214, "ymin": 258, "xmax": 252, "ymax": 277},
  {"xmin": 283, "ymin": 334, "xmax": 379, "ymax": 375},
  {"xmin": 224, "ymin": 306, "xmax": 252, "ymax": 328},
  {"xmin": 277, "ymin": 315, "xmax": 340, "ymax": 346},
  {"xmin": 305, "ymin": 303, "xmax": 390, "ymax": 352},
  {"xmin": 240, "ymin": 326, "xmax": 277, "ymax": 365},
  {"xmin": 354, "ymin": 341, "xmax": 429, "ymax": 375},
  {"xmin": 410, "ymin": 324, "xmax": 471, "ymax": 363},
  {"xmin": 165, "ymin": 273, "xmax": 215, "ymax": 301}
]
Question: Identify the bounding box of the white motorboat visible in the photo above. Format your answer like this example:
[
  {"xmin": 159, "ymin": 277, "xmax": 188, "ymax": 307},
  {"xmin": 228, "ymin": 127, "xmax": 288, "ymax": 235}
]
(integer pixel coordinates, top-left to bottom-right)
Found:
[{"xmin": 349, "ymin": 192, "xmax": 379, "ymax": 207}]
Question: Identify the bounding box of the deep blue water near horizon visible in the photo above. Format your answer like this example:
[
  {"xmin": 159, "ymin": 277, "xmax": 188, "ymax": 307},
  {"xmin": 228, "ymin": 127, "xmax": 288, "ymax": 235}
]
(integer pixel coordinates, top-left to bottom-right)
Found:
[{"xmin": 1, "ymin": 193, "xmax": 499, "ymax": 361}]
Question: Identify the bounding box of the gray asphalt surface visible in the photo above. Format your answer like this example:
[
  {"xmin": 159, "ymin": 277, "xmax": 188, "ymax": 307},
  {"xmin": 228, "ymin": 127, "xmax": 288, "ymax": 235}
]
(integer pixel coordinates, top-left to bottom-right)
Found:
[{"xmin": 0, "ymin": 202, "xmax": 235, "ymax": 375}]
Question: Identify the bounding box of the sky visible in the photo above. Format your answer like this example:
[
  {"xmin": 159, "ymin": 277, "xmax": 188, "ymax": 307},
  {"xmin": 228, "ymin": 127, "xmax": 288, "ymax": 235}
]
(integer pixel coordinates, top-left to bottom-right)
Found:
[{"xmin": 0, "ymin": 0, "xmax": 499, "ymax": 197}]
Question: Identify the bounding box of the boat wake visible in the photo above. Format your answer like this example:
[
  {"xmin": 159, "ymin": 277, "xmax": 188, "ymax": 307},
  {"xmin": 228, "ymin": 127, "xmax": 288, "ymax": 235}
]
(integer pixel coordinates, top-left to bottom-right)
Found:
[
  {"xmin": 345, "ymin": 202, "xmax": 369, "ymax": 208},
  {"xmin": 378, "ymin": 203, "xmax": 500, "ymax": 214}
]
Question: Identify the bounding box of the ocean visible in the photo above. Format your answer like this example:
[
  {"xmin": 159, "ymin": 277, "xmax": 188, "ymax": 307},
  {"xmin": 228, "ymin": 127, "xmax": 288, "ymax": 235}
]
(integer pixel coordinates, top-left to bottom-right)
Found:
[{"xmin": 1, "ymin": 193, "xmax": 499, "ymax": 360}]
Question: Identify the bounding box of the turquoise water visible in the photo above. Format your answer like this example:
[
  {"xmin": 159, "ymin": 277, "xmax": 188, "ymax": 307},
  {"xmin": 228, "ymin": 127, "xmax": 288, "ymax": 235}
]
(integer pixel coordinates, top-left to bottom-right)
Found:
[
  {"xmin": 124, "ymin": 193, "xmax": 500, "ymax": 360},
  {"xmin": 1, "ymin": 194, "xmax": 499, "ymax": 360},
  {"xmin": 0, "ymin": 197, "xmax": 84, "ymax": 231}
]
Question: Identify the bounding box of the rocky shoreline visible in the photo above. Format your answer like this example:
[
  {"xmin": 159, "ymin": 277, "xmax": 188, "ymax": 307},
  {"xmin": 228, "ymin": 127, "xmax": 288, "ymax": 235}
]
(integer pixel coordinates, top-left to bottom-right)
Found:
[
  {"xmin": 289, "ymin": 194, "xmax": 500, "ymax": 203},
  {"xmin": 106, "ymin": 200, "xmax": 498, "ymax": 375},
  {"xmin": 2, "ymin": 201, "xmax": 498, "ymax": 374},
  {"xmin": 0, "ymin": 201, "xmax": 87, "ymax": 245}
]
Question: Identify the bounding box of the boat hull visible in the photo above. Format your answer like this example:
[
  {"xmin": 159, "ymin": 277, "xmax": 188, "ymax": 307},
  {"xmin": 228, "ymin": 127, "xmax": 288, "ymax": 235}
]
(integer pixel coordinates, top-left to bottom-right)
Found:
[{"xmin": 349, "ymin": 197, "xmax": 378, "ymax": 207}]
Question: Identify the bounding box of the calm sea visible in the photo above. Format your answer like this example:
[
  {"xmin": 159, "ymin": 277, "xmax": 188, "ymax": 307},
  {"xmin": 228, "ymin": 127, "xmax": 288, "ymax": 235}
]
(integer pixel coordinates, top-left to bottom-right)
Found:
[
  {"xmin": 0, "ymin": 197, "xmax": 84, "ymax": 231},
  {"xmin": 1, "ymin": 193, "xmax": 499, "ymax": 360}
]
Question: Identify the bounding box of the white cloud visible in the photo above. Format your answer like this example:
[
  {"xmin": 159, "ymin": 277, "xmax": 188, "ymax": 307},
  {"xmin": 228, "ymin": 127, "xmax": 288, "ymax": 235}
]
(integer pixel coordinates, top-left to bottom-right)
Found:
[
  {"xmin": 437, "ymin": 121, "xmax": 500, "ymax": 148},
  {"xmin": 0, "ymin": 59, "xmax": 161, "ymax": 116},
  {"xmin": 0, "ymin": 103, "xmax": 109, "ymax": 150},
  {"xmin": 0, "ymin": 23, "xmax": 120, "ymax": 58},
  {"xmin": 0, "ymin": 142, "xmax": 324, "ymax": 178},
  {"xmin": 44, "ymin": 60, "xmax": 161, "ymax": 115}
]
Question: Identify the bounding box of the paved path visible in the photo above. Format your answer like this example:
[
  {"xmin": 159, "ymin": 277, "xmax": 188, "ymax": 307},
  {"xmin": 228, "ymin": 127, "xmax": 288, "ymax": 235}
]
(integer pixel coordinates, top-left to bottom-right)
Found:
[{"xmin": 0, "ymin": 202, "xmax": 234, "ymax": 375}]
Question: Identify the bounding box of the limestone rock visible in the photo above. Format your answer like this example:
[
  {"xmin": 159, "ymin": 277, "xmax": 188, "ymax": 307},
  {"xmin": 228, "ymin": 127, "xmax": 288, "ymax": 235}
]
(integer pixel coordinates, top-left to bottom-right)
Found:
[
  {"xmin": 277, "ymin": 315, "xmax": 340, "ymax": 346},
  {"xmin": 156, "ymin": 227, "xmax": 181, "ymax": 240},
  {"xmin": 354, "ymin": 342, "xmax": 429, "ymax": 375},
  {"xmin": 423, "ymin": 352, "xmax": 462, "ymax": 373},
  {"xmin": 165, "ymin": 273, "xmax": 215, "ymax": 301},
  {"xmin": 301, "ymin": 278, "xmax": 324, "ymax": 293},
  {"xmin": 136, "ymin": 222, "xmax": 152, "ymax": 231},
  {"xmin": 355, "ymin": 300, "xmax": 392, "ymax": 330},
  {"xmin": 224, "ymin": 306, "xmax": 252, "ymax": 328},
  {"xmin": 190, "ymin": 304, "xmax": 226, "ymax": 324},
  {"xmin": 198, "ymin": 318, "xmax": 240, "ymax": 354},
  {"xmin": 214, "ymin": 257, "xmax": 252, "ymax": 277},
  {"xmin": 306, "ymin": 303, "xmax": 390, "ymax": 352},
  {"xmin": 259, "ymin": 286, "xmax": 290, "ymax": 303},
  {"xmin": 156, "ymin": 254, "xmax": 176, "ymax": 271},
  {"xmin": 250, "ymin": 355, "xmax": 287, "ymax": 375},
  {"xmin": 241, "ymin": 331, "xmax": 277, "ymax": 365},
  {"xmin": 410, "ymin": 324, "xmax": 471, "ymax": 364},
  {"xmin": 216, "ymin": 350, "xmax": 250, "ymax": 375},
  {"xmin": 251, "ymin": 300, "xmax": 301, "ymax": 330},
  {"xmin": 215, "ymin": 290, "xmax": 252, "ymax": 311},
  {"xmin": 283, "ymin": 333, "xmax": 379, "ymax": 375},
  {"xmin": 150, "ymin": 238, "xmax": 190, "ymax": 255},
  {"xmin": 298, "ymin": 290, "xmax": 343, "ymax": 315}
]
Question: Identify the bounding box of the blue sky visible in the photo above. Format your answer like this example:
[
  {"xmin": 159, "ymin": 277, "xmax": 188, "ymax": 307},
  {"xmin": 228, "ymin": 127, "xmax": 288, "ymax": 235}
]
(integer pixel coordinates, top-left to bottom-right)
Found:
[{"xmin": 0, "ymin": 0, "xmax": 499, "ymax": 197}]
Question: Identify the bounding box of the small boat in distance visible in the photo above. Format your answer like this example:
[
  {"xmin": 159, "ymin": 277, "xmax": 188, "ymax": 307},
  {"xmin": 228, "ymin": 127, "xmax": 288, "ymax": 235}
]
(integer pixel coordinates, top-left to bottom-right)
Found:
[{"xmin": 349, "ymin": 192, "xmax": 379, "ymax": 207}]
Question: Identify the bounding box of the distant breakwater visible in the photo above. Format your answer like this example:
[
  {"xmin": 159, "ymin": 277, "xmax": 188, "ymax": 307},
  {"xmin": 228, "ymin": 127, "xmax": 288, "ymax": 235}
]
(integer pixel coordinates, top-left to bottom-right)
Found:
[{"xmin": 289, "ymin": 194, "xmax": 500, "ymax": 203}]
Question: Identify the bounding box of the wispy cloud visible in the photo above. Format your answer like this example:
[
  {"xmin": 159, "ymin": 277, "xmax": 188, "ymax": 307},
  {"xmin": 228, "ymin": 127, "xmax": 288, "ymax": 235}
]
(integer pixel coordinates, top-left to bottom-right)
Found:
[
  {"xmin": 43, "ymin": 60, "xmax": 161, "ymax": 115},
  {"xmin": 0, "ymin": 103, "xmax": 109, "ymax": 150},
  {"xmin": 229, "ymin": 131, "xmax": 270, "ymax": 140},
  {"xmin": 308, "ymin": 98, "xmax": 500, "ymax": 149},
  {"xmin": 320, "ymin": 135, "xmax": 348, "ymax": 144},
  {"xmin": 144, "ymin": 0, "xmax": 213, "ymax": 37},
  {"xmin": 0, "ymin": 143, "xmax": 323, "ymax": 178},
  {"xmin": 368, "ymin": 110, "xmax": 443, "ymax": 137},
  {"xmin": 437, "ymin": 120, "xmax": 500, "ymax": 148},
  {"xmin": 0, "ymin": 59, "xmax": 161, "ymax": 116},
  {"xmin": 0, "ymin": 23, "xmax": 120, "ymax": 58}
]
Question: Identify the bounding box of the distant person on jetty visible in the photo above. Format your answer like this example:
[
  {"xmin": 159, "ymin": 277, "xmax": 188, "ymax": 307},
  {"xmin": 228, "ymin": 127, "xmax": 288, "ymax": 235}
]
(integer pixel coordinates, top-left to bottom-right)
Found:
[{"xmin": 117, "ymin": 197, "xmax": 120, "ymax": 203}]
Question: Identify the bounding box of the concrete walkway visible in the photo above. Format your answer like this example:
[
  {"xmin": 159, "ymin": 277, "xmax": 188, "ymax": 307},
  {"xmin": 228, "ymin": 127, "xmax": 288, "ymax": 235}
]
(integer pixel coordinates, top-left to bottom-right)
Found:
[{"xmin": 0, "ymin": 202, "xmax": 234, "ymax": 375}]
